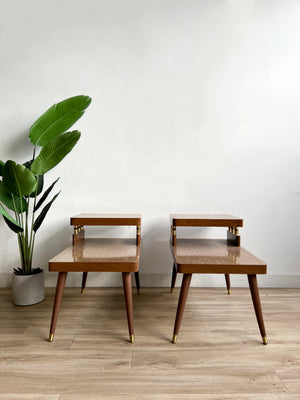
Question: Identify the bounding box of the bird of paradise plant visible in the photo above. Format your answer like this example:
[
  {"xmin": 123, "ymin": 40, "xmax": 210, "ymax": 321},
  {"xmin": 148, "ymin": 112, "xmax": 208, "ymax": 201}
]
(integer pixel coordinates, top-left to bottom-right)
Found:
[{"xmin": 0, "ymin": 95, "xmax": 91, "ymax": 275}]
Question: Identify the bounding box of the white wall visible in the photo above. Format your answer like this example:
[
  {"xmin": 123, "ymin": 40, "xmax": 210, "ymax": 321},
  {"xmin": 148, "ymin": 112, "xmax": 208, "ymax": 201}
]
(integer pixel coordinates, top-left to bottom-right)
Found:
[{"xmin": 0, "ymin": 0, "xmax": 299, "ymax": 287}]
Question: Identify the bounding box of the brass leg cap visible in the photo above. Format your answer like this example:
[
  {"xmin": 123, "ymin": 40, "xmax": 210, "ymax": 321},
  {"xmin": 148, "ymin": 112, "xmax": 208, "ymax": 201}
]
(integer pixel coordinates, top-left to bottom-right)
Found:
[
  {"xmin": 262, "ymin": 336, "xmax": 268, "ymax": 345},
  {"xmin": 130, "ymin": 335, "xmax": 135, "ymax": 344},
  {"xmin": 170, "ymin": 288, "xmax": 174, "ymax": 293},
  {"xmin": 48, "ymin": 333, "xmax": 54, "ymax": 342},
  {"xmin": 172, "ymin": 334, "xmax": 178, "ymax": 344},
  {"xmin": 228, "ymin": 289, "xmax": 231, "ymax": 295},
  {"xmin": 81, "ymin": 288, "xmax": 85, "ymax": 294}
]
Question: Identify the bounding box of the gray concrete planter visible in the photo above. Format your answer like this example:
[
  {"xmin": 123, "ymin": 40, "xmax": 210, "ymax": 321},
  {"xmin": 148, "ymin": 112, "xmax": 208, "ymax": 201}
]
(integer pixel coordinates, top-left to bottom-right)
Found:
[{"xmin": 12, "ymin": 270, "xmax": 44, "ymax": 306}]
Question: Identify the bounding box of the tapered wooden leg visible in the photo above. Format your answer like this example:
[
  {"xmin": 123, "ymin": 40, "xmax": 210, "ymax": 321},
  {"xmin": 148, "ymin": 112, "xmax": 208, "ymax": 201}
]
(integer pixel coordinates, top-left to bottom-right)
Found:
[
  {"xmin": 225, "ymin": 274, "xmax": 231, "ymax": 295},
  {"xmin": 122, "ymin": 272, "xmax": 135, "ymax": 343},
  {"xmin": 171, "ymin": 263, "xmax": 177, "ymax": 293},
  {"xmin": 172, "ymin": 273, "xmax": 192, "ymax": 343},
  {"xmin": 134, "ymin": 271, "xmax": 140, "ymax": 294},
  {"xmin": 81, "ymin": 272, "xmax": 88, "ymax": 294},
  {"xmin": 49, "ymin": 272, "xmax": 68, "ymax": 342},
  {"xmin": 248, "ymin": 274, "xmax": 268, "ymax": 344}
]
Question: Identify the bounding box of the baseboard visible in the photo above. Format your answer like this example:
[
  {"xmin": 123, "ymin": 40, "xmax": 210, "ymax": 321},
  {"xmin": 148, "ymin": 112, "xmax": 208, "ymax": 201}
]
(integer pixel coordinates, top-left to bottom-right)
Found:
[{"xmin": 1, "ymin": 272, "xmax": 300, "ymax": 288}]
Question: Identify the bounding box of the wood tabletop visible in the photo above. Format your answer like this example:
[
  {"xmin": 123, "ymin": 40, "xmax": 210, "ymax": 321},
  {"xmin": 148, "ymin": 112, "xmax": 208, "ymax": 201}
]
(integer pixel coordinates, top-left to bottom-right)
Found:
[
  {"xmin": 70, "ymin": 214, "xmax": 142, "ymax": 226},
  {"xmin": 170, "ymin": 214, "xmax": 243, "ymax": 227},
  {"xmin": 49, "ymin": 238, "xmax": 140, "ymax": 272},
  {"xmin": 171, "ymin": 239, "xmax": 266, "ymax": 274}
]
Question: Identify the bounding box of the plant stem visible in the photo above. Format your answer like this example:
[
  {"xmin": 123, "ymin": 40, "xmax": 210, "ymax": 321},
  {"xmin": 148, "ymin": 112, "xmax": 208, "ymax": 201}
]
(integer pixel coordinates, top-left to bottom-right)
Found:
[
  {"xmin": 17, "ymin": 234, "xmax": 25, "ymax": 274},
  {"xmin": 24, "ymin": 196, "xmax": 30, "ymax": 274},
  {"xmin": 29, "ymin": 233, "xmax": 36, "ymax": 271},
  {"xmin": 11, "ymin": 195, "xmax": 26, "ymax": 272},
  {"xmin": 19, "ymin": 195, "xmax": 29, "ymax": 274},
  {"xmin": 28, "ymin": 185, "xmax": 38, "ymax": 274},
  {"xmin": 11, "ymin": 195, "xmax": 20, "ymax": 226}
]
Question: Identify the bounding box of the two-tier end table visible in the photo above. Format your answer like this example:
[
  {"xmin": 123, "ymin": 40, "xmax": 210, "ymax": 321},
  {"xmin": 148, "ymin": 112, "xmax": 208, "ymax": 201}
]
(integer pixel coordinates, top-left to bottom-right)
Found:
[
  {"xmin": 170, "ymin": 214, "xmax": 267, "ymax": 345},
  {"xmin": 48, "ymin": 214, "xmax": 141, "ymax": 344}
]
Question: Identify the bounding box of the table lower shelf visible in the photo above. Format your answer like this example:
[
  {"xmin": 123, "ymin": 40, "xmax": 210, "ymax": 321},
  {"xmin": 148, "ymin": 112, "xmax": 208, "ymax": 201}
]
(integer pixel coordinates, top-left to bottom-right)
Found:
[
  {"xmin": 49, "ymin": 238, "xmax": 140, "ymax": 272},
  {"xmin": 171, "ymin": 239, "xmax": 267, "ymax": 274}
]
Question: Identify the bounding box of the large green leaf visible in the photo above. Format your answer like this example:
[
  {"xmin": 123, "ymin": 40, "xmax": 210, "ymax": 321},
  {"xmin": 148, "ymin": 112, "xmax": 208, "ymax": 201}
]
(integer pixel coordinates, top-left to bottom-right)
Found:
[
  {"xmin": 31, "ymin": 174, "xmax": 44, "ymax": 197},
  {"xmin": 31, "ymin": 131, "xmax": 81, "ymax": 176},
  {"xmin": 33, "ymin": 191, "xmax": 60, "ymax": 233},
  {"xmin": 23, "ymin": 160, "xmax": 44, "ymax": 197},
  {"xmin": 29, "ymin": 95, "xmax": 91, "ymax": 147},
  {"xmin": 0, "ymin": 204, "xmax": 23, "ymax": 233},
  {"xmin": 0, "ymin": 181, "xmax": 27, "ymax": 213},
  {"xmin": 34, "ymin": 177, "xmax": 59, "ymax": 212},
  {"xmin": 2, "ymin": 161, "xmax": 38, "ymax": 197},
  {"xmin": 0, "ymin": 160, "xmax": 4, "ymax": 176}
]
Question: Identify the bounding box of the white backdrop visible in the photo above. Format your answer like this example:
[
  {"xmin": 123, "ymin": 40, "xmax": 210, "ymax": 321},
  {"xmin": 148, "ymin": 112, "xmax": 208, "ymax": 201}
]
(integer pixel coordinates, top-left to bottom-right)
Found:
[{"xmin": 0, "ymin": 0, "xmax": 299, "ymax": 287}]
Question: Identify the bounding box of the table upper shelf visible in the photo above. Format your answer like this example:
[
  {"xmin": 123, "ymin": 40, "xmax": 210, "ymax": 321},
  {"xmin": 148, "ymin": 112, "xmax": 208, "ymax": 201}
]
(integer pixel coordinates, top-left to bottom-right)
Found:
[
  {"xmin": 170, "ymin": 214, "xmax": 243, "ymax": 227},
  {"xmin": 70, "ymin": 214, "xmax": 142, "ymax": 226}
]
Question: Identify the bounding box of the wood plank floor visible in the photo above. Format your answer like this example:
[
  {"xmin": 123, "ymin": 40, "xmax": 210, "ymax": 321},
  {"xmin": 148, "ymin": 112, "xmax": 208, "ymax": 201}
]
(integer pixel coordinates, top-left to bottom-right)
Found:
[{"xmin": 0, "ymin": 287, "xmax": 299, "ymax": 399}]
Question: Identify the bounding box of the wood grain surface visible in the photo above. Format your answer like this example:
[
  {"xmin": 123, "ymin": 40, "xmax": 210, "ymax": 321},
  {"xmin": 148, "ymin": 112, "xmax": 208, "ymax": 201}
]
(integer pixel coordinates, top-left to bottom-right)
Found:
[
  {"xmin": 49, "ymin": 238, "xmax": 140, "ymax": 272},
  {"xmin": 170, "ymin": 214, "xmax": 243, "ymax": 227},
  {"xmin": 70, "ymin": 214, "xmax": 142, "ymax": 226},
  {"xmin": 0, "ymin": 288, "xmax": 299, "ymax": 398},
  {"xmin": 171, "ymin": 239, "xmax": 266, "ymax": 274}
]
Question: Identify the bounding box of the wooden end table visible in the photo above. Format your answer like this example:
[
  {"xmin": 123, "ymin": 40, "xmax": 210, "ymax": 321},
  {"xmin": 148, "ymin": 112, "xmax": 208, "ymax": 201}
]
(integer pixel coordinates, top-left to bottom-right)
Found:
[
  {"xmin": 169, "ymin": 214, "xmax": 267, "ymax": 345},
  {"xmin": 48, "ymin": 214, "xmax": 141, "ymax": 344}
]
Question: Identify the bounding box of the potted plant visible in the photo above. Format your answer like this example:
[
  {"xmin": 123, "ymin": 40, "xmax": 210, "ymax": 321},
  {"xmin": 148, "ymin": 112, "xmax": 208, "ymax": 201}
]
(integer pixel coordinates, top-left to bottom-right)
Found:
[{"xmin": 0, "ymin": 95, "xmax": 91, "ymax": 305}]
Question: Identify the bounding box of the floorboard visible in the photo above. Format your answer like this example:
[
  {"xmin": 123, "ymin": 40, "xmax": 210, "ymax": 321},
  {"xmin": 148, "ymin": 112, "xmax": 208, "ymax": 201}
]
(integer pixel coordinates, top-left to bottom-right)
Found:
[{"xmin": 0, "ymin": 287, "xmax": 299, "ymax": 398}]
